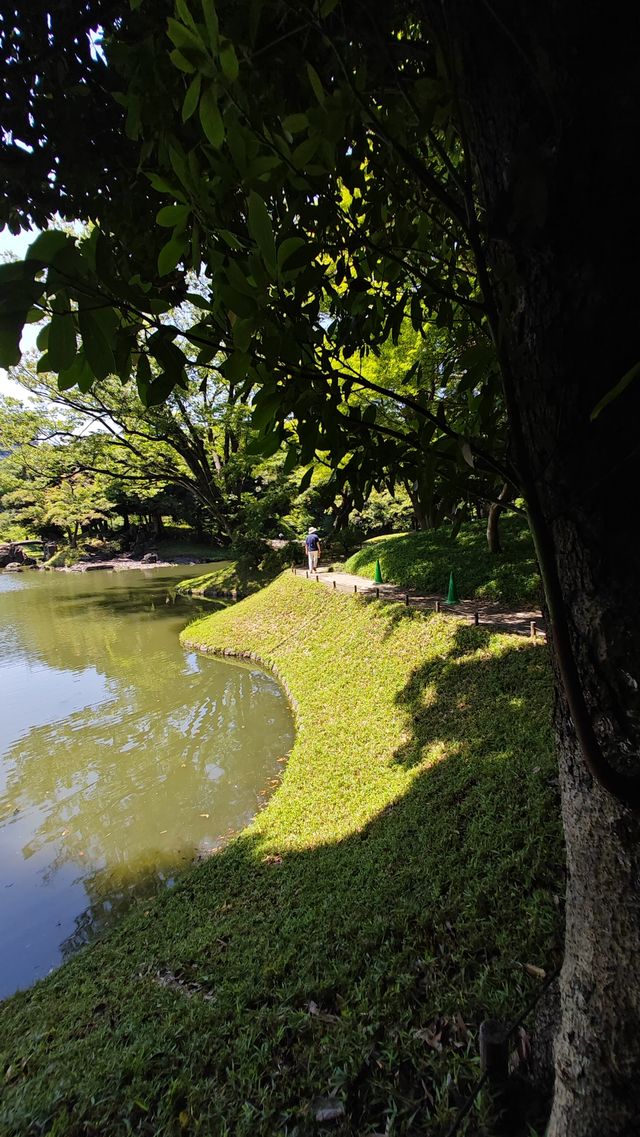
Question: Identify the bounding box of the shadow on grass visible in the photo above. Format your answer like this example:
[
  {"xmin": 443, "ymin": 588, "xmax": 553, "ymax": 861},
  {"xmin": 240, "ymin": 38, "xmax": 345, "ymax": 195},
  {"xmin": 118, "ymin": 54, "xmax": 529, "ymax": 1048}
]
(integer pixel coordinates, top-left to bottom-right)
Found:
[{"xmin": 0, "ymin": 627, "xmax": 563, "ymax": 1137}]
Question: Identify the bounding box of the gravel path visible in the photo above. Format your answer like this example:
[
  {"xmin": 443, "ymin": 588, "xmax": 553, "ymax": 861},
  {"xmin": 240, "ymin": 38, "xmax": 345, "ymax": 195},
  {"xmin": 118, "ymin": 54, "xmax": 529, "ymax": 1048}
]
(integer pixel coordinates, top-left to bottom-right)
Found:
[{"xmin": 293, "ymin": 564, "xmax": 546, "ymax": 639}]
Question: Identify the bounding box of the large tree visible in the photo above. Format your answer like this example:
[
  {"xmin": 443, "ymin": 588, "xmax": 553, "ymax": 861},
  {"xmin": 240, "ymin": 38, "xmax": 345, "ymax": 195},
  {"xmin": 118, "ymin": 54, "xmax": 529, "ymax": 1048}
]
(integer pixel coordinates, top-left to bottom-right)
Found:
[{"xmin": 2, "ymin": 2, "xmax": 640, "ymax": 1132}]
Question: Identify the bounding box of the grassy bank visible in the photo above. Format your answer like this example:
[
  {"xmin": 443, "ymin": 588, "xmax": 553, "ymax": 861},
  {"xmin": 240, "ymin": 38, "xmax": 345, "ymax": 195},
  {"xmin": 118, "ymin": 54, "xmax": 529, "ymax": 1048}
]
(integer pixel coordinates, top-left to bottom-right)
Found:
[
  {"xmin": 0, "ymin": 574, "xmax": 563, "ymax": 1136},
  {"xmin": 346, "ymin": 515, "xmax": 540, "ymax": 607},
  {"xmin": 175, "ymin": 559, "xmax": 271, "ymax": 599}
]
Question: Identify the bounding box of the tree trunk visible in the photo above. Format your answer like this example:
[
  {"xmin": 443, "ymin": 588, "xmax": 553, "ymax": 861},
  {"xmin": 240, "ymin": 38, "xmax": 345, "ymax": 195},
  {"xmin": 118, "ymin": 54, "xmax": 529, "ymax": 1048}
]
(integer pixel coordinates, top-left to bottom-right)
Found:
[
  {"xmin": 432, "ymin": 3, "xmax": 640, "ymax": 1131},
  {"xmin": 486, "ymin": 483, "xmax": 511, "ymax": 553}
]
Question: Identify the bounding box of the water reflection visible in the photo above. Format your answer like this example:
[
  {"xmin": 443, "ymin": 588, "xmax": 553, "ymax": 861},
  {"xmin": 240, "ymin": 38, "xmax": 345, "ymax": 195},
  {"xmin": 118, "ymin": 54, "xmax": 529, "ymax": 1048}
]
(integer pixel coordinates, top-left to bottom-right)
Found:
[{"xmin": 0, "ymin": 567, "xmax": 294, "ymax": 999}]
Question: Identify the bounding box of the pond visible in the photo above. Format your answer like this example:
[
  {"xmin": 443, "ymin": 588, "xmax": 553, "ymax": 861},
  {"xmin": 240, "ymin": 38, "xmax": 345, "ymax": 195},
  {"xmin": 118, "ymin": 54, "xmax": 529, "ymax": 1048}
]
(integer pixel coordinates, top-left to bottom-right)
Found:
[{"xmin": 0, "ymin": 565, "xmax": 294, "ymax": 1001}]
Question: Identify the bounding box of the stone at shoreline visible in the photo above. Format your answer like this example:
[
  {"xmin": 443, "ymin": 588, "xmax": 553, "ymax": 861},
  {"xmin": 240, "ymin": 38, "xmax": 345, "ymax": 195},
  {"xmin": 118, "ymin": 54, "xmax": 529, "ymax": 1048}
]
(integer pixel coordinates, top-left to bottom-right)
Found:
[
  {"xmin": 0, "ymin": 543, "xmax": 36, "ymax": 568},
  {"xmin": 142, "ymin": 552, "xmax": 158, "ymax": 563},
  {"xmin": 3, "ymin": 562, "xmax": 24, "ymax": 572}
]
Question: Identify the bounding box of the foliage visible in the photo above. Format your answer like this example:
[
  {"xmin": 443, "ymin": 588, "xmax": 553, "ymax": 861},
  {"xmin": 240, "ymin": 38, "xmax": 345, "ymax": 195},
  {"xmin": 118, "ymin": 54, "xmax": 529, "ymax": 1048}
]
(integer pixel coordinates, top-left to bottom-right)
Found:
[
  {"xmin": 0, "ymin": 366, "xmax": 312, "ymax": 548},
  {"xmin": 0, "ymin": 574, "xmax": 562, "ymax": 1136},
  {"xmin": 346, "ymin": 514, "xmax": 541, "ymax": 607},
  {"xmin": 0, "ymin": 0, "xmax": 512, "ymax": 531}
]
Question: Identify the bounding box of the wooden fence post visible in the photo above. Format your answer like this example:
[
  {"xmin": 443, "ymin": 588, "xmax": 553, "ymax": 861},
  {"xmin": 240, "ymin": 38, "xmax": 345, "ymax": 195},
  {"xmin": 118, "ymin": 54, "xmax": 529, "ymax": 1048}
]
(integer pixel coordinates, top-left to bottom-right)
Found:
[
  {"xmin": 435, "ymin": 599, "xmax": 441, "ymax": 613},
  {"xmin": 530, "ymin": 620, "xmax": 537, "ymax": 639}
]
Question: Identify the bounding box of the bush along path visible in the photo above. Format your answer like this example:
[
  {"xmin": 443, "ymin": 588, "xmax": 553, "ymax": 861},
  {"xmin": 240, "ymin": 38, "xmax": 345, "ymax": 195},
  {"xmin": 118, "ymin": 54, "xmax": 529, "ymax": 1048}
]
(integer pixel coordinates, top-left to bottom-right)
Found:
[{"xmin": 0, "ymin": 574, "xmax": 563, "ymax": 1137}]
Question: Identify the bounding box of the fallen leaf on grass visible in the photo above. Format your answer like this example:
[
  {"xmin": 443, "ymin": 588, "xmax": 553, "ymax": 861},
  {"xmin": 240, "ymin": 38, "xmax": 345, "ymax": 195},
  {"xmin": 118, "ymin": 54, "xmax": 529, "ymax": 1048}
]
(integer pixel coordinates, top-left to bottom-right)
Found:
[
  {"xmin": 454, "ymin": 1011, "xmax": 468, "ymax": 1042},
  {"xmin": 523, "ymin": 963, "xmax": 546, "ymax": 979},
  {"xmin": 414, "ymin": 1026, "xmax": 442, "ymax": 1051},
  {"xmin": 308, "ymin": 1000, "xmax": 340, "ymax": 1024}
]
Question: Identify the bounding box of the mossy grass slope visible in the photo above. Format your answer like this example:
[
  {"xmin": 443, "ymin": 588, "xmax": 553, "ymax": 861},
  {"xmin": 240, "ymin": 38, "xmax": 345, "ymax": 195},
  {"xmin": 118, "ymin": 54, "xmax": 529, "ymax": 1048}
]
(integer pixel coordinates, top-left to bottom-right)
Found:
[
  {"xmin": 0, "ymin": 574, "xmax": 562, "ymax": 1136},
  {"xmin": 175, "ymin": 559, "xmax": 271, "ymax": 599},
  {"xmin": 346, "ymin": 515, "xmax": 540, "ymax": 607}
]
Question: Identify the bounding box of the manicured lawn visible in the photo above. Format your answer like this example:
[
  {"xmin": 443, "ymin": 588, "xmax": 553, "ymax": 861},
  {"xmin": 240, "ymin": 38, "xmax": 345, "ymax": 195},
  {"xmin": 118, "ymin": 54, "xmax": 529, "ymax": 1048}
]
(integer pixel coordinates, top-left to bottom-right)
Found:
[
  {"xmin": 345, "ymin": 515, "xmax": 540, "ymax": 607},
  {"xmin": 0, "ymin": 574, "xmax": 562, "ymax": 1136}
]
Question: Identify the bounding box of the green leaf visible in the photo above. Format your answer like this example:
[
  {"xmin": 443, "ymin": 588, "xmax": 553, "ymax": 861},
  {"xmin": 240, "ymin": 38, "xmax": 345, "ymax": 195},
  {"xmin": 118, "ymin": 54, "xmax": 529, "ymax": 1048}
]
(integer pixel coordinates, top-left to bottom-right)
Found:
[
  {"xmin": 306, "ymin": 62, "xmax": 325, "ymax": 105},
  {"xmin": 176, "ymin": 0, "xmax": 197, "ymax": 29},
  {"xmin": 147, "ymin": 372, "xmax": 177, "ymax": 405},
  {"xmin": 591, "ymin": 360, "xmax": 640, "ymax": 420},
  {"xmin": 77, "ymin": 305, "xmax": 117, "ymax": 380},
  {"xmin": 186, "ymin": 291, "xmax": 212, "ymax": 309},
  {"xmin": 251, "ymin": 389, "xmax": 281, "ymax": 430},
  {"xmin": 58, "ymin": 352, "xmax": 93, "ymax": 392},
  {"xmin": 47, "ymin": 293, "xmax": 77, "ymax": 370},
  {"xmin": 247, "ymin": 428, "xmax": 282, "ymax": 458},
  {"xmin": 199, "ymin": 85, "xmax": 225, "ymax": 148},
  {"xmin": 219, "ymin": 285, "xmax": 257, "ymax": 319},
  {"xmin": 277, "ymin": 236, "xmax": 306, "ymax": 272},
  {"xmin": 147, "ymin": 328, "xmax": 186, "ymax": 381},
  {"xmin": 0, "ymin": 260, "xmax": 38, "ymax": 285},
  {"xmin": 136, "ymin": 353, "xmax": 152, "ymax": 403},
  {"xmin": 157, "ymin": 234, "xmax": 187, "ymax": 276},
  {"xmin": 221, "ymin": 351, "xmax": 249, "ymax": 382},
  {"xmin": 167, "ymin": 17, "xmax": 205, "ymax": 55},
  {"xmin": 201, "ymin": 0, "xmax": 219, "ymax": 48},
  {"xmin": 156, "ymin": 204, "xmax": 191, "ymax": 228},
  {"xmin": 282, "ymin": 113, "xmax": 308, "ymax": 134},
  {"xmin": 26, "ymin": 231, "xmax": 71, "ymax": 264},
  {"xmin": 145, "ymin": 172, "xmax": 185, "ymax": 199},
  {"xmin": 248, "ymin": 191, "xmax": 276, "ymax": 272},
  {"xmin": 279, "ymin": 241, "xmax": 317, "ymax": 272},
  {"xmin": 220, "ymin": 41, "xmax": 239, "ymax": 82},
  {"xmin": 299, "ymin": 466, "xmax": 313, "ymax": 492},
  {"xmin": 232, "ymin": 317, "xmax": 254, "ymax": 352},
  {"xmin": 0, "ymin": 317, "xmax": 22, "ymax": 367},
  {"xmin": 182, "ymin": 73, "xmax": 202, "ymax": 122},
  {"xmin": 169, "ymin": 48, "xmax": 197, "ymax": 74}
]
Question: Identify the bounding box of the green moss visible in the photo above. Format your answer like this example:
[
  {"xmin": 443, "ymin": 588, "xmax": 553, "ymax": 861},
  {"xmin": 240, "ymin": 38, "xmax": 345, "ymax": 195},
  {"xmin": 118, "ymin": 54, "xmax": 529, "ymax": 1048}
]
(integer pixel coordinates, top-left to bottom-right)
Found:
[
  {"xmin": 0, "ymin": 574, "xmax": 563, "ymax": 1137},
  {"xmin": 346, "ymin": 515, "xmax": 540, "ymax": 607}
]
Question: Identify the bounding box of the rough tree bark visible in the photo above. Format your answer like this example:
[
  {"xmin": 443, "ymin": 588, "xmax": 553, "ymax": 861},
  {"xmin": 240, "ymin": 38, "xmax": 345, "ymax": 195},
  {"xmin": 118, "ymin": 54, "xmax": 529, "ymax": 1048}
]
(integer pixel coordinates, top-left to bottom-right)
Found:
[
  {"xmin": 486, "ymin": 483, "xmax": 511, "ymax": 553},
  {"xmin": 430, "ymin": 3, "xmax": 640, "ymax": 1132}
]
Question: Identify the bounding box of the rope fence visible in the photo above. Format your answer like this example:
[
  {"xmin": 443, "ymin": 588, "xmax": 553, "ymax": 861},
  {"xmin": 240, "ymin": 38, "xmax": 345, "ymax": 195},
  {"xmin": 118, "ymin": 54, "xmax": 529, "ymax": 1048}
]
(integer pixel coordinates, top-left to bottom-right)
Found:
[{"xmin": 292, "ymin": 565, "xmax": 543, "ymax": 639}]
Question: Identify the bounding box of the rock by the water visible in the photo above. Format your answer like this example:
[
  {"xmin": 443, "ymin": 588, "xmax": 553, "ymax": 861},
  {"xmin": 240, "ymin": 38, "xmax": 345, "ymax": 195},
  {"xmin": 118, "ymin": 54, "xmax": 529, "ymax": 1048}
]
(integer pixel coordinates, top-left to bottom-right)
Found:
[
  {"xmin": 142, "ymin": 552, "xmax": 158, "ymax": 563},
  {"xmin": 0, "ymin": 543, "xmax": 34, "ymax": 568},
  {"xmin": 4, "ymin": 562, "xmax": 23, "ymax": 572}
]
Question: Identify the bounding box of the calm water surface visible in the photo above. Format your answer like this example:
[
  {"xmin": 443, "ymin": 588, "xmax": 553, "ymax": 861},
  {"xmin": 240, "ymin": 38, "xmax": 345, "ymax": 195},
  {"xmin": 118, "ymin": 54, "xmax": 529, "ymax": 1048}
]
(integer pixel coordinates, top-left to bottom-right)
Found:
[{"xmin": 0, "ymin": 565, "xmax": 294, "ymax": 999}]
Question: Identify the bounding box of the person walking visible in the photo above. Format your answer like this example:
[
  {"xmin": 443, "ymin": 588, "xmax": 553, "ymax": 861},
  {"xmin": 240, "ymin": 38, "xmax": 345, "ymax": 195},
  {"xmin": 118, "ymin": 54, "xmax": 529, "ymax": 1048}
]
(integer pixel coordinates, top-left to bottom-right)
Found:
[{"xmin": 304, "ymin": 527, "xmax": 321, "ymax": 572}]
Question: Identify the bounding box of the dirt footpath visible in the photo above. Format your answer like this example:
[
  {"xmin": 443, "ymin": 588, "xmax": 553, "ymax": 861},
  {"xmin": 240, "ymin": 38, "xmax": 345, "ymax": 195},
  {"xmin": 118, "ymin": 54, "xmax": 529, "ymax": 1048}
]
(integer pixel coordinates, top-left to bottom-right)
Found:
[{"xmin": 294, "ymin": 564, "xmax": 546, "ymax": 640}]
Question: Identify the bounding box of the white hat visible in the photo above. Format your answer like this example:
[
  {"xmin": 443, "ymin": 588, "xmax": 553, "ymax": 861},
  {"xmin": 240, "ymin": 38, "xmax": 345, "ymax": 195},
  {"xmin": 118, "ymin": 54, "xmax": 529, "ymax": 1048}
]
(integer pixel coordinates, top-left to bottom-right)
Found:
[{"xmin": 308, "ymin": 527, "xmax": 317, "ymax": 533}]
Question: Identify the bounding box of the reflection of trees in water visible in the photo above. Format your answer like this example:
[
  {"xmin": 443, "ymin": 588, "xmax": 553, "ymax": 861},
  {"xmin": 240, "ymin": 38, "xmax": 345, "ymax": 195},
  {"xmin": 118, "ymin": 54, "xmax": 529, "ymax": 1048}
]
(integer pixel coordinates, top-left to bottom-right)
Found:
[
  {"xmin": 4, "ymin": 662, "xmax": 292, "ymax": 881},
  {"xmin": 0, "ymin": 569, "xmax": 212, "ymax": 683},
  {"xmin": 0, "ymin": 568, "xmax": 293, "ymax": 972},
  {"xmin": 59, "ymin": 854, "xmax": 187, "ymax": 961}
]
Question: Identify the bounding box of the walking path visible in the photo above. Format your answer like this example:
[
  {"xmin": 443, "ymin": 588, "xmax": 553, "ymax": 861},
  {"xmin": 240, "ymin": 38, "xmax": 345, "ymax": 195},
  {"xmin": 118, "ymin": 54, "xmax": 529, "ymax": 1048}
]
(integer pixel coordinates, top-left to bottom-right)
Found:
[{"xmin": 293, "ymin": 564, "xmax": 546, "ymax": 640}]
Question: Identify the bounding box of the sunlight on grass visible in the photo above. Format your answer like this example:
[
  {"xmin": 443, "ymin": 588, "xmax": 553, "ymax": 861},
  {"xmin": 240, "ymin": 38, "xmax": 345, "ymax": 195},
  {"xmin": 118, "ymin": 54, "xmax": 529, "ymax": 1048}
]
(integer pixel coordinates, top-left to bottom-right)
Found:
[
  {"xmin": 0, "ymin": 573, "xmax": 563, "ymax": 1137},
  {"xmin": 346, "ymin": 515, "xmax": 540, "ymax": 606}
]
